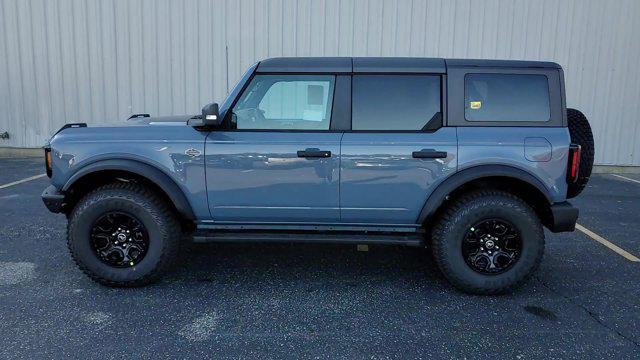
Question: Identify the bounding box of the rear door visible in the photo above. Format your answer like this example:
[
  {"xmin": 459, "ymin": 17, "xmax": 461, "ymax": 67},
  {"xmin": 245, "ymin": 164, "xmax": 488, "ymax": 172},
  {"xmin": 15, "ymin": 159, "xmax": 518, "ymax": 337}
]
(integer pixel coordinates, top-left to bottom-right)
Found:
[
  {"xmin": 205, "ymin": 74, "xmax": 343, "ymax": 222},
  {"xmin": 340, "ymin": 74, "xmax": 457, "ymax": 224}
]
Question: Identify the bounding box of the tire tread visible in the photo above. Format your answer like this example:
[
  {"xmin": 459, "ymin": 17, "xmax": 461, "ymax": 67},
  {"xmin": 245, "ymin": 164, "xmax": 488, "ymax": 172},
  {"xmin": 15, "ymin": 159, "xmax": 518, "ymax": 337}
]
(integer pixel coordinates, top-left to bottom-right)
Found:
[
  {"xmin": 67, "ymin": 182, "xmax": 181, "ymax": 287},
  {"xmin": 431, "ymin": 190, "xmax": 545, "ymax": 295}
]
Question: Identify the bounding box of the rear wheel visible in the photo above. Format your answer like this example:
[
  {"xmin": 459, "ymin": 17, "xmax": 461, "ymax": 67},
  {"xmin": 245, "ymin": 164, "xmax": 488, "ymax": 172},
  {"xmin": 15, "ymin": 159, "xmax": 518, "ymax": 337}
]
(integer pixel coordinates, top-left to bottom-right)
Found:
[
  {"xmin": 67, "ymin": 182, "xmax": 182, "ymax": 287},
  {"xmin": 567, "ymin": 108, "xmax": 594, "ymax": 198},
  {"xmin": 431, "ymin": 190, "xmax": 544, "ymax": 295}
]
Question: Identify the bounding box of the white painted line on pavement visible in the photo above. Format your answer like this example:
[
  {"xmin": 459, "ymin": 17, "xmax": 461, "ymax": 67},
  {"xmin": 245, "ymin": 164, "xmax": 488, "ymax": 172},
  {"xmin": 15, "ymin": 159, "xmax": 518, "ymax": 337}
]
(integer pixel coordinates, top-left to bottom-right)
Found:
[
  {"xmin": 0, "ymin": 174, "xmax": 46, "ymax": 190},
  {"xmin": 611, "ymin": 174, "xmax": 640, "ymax": 185},
  {"xmin": 576, "ymin": 223, "xmax": 640, "ymax": 262}
]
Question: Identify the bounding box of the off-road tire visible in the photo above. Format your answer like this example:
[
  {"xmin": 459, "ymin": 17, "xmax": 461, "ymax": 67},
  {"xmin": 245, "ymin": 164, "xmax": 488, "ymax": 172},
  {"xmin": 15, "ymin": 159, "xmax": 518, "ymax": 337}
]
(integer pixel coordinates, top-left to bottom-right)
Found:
[
  {"xmin": 567, "ymin": 108, "xmax": 594, "ymax": 198},
  {"xmin": 67, "ymin": 182, "xmax": 182, "ymax": 287},
  {"xmin": 431, "ymin": 190, "xmax": 545, "ymax": 295}
]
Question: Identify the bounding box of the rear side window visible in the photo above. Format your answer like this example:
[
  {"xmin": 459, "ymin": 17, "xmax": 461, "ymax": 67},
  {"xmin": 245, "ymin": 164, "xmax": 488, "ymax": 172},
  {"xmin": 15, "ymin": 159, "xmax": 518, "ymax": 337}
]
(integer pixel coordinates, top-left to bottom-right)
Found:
[
  {"xmin": 352, "ymin": 75, "xmax": 441, "ymax": 131},
  {"xmin": 465, "ymin": 74, "xmax": 550, "ymax": 122}
]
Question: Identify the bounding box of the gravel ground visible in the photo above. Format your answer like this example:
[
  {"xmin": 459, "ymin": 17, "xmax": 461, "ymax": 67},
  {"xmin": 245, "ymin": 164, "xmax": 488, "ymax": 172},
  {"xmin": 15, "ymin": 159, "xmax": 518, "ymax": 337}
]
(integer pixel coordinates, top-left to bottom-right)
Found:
[{"xmin": 1, "ymin": 158, "xmax": 639, "ymax": 359}]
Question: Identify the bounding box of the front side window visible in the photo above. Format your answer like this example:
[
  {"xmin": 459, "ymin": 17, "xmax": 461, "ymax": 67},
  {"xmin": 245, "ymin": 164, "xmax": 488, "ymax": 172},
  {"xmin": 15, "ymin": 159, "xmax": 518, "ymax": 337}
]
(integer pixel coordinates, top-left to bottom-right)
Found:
[
  {"xmin": 465, "ymin": 74, "xmax": 550, "ymax": 122},
  {"xmin": 231, "ymin": 75, "xmax": 335, "ymax": 130},
  {"xmin": 352, "ymin": 75, "xmax": 441, "ymax": 131}
]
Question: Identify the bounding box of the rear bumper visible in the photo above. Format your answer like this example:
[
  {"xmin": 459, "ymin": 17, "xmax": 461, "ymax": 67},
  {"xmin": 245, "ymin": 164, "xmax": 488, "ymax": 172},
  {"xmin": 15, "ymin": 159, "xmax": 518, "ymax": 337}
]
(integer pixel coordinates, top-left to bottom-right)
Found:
[
  {"xmin": 547, "ymin": 201, "xmax": 579, "ymax": 233},
  {"xmin": 42, "ymin": 185, "xmax": 66, "ymax": 213}
]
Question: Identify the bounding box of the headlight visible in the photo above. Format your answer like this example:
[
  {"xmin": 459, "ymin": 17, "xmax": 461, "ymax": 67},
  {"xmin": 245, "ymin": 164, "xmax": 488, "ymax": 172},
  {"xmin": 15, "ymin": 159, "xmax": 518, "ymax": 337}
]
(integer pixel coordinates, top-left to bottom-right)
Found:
[{"xmin": 45, "ymin": 147, "xmax": 52, "ymax": 177}]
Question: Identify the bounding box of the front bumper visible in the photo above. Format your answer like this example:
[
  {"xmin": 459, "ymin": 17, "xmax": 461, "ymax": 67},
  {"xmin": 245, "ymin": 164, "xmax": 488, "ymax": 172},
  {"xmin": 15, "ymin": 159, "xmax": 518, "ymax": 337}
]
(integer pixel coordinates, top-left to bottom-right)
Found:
[
  {"xmin": 42, "ymin": 185, "xmax": 66, "ymax": 213},
  {"xmin": 547, "ymin": 201, "xmax": 579, "ymax": 233}
]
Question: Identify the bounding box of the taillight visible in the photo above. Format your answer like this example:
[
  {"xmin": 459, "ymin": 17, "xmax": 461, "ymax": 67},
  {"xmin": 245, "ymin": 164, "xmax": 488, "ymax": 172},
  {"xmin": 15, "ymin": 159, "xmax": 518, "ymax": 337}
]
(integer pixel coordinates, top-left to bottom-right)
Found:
[
  {"xmin": 567, "ymin": 144, "xmax": 581, "ymax": 183},
  {"xmin": 45, "ymin": 147, "xmax": 52, "ymax": 177}
]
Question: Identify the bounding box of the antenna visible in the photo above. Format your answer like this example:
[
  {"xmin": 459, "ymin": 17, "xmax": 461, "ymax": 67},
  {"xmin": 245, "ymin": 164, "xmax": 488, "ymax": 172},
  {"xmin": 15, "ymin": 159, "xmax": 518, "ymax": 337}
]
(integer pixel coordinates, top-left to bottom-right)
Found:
[{"xmin": 225, "ymin": 45, "xmax": 230, "ymax": 95}]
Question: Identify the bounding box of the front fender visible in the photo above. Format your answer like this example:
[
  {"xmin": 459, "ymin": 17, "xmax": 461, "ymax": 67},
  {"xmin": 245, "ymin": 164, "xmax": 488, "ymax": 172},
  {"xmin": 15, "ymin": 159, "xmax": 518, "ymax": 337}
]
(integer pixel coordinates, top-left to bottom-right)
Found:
[{"xmin": 62, "ymin": 158, "xmax": 195, "ymax": 220}]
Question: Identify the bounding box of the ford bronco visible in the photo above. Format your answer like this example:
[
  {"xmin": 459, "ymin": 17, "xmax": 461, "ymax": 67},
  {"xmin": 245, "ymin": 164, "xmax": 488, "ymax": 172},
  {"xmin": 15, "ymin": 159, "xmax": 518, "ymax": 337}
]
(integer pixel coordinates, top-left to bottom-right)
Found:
[{"xmin": 42, "ymin": 57, "xmax": 594, "ymax": 294}]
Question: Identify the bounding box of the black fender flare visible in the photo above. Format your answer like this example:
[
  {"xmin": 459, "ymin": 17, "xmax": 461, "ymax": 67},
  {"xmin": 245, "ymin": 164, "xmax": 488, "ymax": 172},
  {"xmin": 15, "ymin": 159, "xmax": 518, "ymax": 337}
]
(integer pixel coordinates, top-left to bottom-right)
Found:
[
  {"xmin": 416, "ymin": 165, "xmax": 552, "ymax": 224},
  {"xmin": 62, "ymin": 159, "xmax": 195, "ymax": 220}
]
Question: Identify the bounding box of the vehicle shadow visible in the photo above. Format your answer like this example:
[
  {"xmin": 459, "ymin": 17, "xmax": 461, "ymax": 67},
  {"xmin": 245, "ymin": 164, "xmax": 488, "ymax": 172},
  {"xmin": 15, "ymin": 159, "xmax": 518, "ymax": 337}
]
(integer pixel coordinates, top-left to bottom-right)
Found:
[{"xmin": 166, "ymin": 241, "xmax": 449, "ymax": 290}]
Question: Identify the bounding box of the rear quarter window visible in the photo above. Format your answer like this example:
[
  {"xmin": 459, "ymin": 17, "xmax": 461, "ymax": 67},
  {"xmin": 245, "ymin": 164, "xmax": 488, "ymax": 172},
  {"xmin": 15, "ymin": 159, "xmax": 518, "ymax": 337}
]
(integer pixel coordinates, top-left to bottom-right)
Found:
[{"xmin": 465, "ymin": 74, "xmax": 550, "ymax": 122}]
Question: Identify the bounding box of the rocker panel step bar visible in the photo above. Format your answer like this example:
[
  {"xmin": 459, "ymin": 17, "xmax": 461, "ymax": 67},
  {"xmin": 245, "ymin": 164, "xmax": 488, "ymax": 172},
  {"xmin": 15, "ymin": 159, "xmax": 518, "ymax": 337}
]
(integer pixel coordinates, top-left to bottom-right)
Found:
[{"xmin": 192, "ymin": 231, "xmax": 424, "ymax": 247}]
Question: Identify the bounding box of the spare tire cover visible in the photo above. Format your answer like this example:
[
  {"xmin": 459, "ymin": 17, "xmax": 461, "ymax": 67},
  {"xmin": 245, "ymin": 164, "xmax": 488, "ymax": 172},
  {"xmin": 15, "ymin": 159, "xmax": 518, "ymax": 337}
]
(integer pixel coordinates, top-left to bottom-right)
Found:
[{"xmin": 566, "ymin": 108, "xmax": 594, "ymax": 198}]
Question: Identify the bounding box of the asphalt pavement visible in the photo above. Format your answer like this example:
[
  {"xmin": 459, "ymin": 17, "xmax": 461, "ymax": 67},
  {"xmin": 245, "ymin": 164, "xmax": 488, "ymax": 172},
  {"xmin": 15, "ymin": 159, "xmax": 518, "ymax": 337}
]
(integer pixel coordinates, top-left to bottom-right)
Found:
[{"xmin": 1, "ymin": 157, "xmax": 639, "ymax": 359}]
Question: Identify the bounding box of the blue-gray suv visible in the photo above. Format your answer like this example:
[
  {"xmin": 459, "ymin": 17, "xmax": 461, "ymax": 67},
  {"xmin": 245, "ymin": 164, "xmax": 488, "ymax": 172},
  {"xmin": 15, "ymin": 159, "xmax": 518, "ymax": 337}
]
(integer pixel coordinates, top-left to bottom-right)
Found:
[{"xmin": 42, "ymin": 57, "xmax": 594, "ymax": 294}]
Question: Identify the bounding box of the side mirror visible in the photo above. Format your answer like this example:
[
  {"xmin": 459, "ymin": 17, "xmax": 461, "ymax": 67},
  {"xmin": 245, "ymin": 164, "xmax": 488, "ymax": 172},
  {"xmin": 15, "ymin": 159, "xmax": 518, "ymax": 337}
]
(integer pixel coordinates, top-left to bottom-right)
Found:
[{"xmin": 188, "ymin": 103, "xmax": 221, "ymax": 128}]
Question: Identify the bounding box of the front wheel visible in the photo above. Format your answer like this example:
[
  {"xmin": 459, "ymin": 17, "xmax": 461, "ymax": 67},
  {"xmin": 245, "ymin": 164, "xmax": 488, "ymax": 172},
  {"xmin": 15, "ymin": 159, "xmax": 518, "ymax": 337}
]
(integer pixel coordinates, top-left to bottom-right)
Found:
[
  {"xmin": 67, "ymin": 182, "xmax": 182, "ymax": 287},
  {"xmin": 431, "ymin": 190, "xmax": 545, "ymax": 295}
]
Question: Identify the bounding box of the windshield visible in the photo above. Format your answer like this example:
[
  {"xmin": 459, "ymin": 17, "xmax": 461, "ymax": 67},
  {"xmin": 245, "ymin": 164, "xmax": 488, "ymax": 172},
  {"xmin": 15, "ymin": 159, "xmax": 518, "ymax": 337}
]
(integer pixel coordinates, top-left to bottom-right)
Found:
[{"xmin": 218, "ymin": 63, "xmax": 259, "ymax": 120}]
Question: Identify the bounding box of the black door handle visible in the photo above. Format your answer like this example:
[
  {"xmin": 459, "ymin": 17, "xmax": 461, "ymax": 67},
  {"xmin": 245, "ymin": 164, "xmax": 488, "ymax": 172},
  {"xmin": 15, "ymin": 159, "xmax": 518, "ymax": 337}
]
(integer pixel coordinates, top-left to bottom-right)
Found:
[
  {"xmin": 297, "ymin": 149, "xmax": 331, "ymax": 158},
  {"xmin": 412, "ymin": 149, "xmax": 447, "ymax": 159}
]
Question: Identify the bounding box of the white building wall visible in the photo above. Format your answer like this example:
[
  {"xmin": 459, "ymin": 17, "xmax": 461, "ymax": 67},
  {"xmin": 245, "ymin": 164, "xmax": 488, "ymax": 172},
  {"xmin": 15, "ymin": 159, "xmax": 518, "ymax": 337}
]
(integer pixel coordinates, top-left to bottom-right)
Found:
[{"xmin": 1, "ymin": 0, "xmax": 639, "ymax": 165}]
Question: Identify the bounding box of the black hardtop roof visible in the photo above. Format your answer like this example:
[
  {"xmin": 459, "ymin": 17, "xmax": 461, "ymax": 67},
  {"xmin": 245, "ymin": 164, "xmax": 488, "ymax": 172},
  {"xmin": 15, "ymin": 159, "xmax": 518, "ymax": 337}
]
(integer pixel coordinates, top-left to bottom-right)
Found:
[{"xmin": 256, "ymin": 57, "xmax": 561, "ymax": 74}]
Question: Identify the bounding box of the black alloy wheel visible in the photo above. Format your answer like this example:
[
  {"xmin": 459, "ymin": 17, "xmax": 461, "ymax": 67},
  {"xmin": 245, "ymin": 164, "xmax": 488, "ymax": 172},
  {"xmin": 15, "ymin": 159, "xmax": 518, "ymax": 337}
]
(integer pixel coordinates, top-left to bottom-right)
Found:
[
  {"xmin": 461, "ymin": 219, "xmax": 522, "ymax": 275},
  {"xmin": 90, "ymin": 211, "xmax": 150, "ymax": 268}
]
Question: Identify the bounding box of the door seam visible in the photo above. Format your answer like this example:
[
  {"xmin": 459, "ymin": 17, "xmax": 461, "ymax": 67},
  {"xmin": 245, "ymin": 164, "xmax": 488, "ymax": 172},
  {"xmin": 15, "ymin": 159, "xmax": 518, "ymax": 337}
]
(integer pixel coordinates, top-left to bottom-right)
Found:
[{"xmin": 338, "ymin": 132, "xmax": 344, "ymax": 221}]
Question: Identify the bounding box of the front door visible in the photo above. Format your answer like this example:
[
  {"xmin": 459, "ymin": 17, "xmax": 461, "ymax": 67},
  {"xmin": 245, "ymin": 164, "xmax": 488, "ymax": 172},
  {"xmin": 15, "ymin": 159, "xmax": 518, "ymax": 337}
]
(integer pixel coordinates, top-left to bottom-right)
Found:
[
  {"xmin": 205, "ymin": 74, "xmax": 341, "ymax": 222},
  {"xmin": 340, "ymin": 74, "xmax": 457, "ymax": 224}
]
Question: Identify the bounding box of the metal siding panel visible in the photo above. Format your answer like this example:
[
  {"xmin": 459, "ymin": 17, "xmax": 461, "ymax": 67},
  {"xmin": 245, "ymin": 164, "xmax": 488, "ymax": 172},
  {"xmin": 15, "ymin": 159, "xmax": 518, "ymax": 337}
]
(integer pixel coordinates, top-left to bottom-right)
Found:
[
  {"xmin": 0, "ymin": 0, "xmax": 11, "ymax": 146},
  {"xmin": 337, "ymin": 0, "xmax": 354, "ymax": 56},
  {"xmin": 86, "ymin": 0, "xmax": 106, "ymax": 123},
  {"xmin": 1, "ymin": 0, "xmax": 640, "ymax": 166},
  {"xmin": 128, "ymin": 0, "xmax": 145, "ymax": 116},
  {"xmin": 43, "ymin": 0, "xmax": 65, "ymax": 139},
  {"xmin": 295, "ymin": 0, "xmax": 310, "ymax": 56},
  {"xmin": 16, "ymin": 0, "xmax": 38, "ymax": 146},
  {"xmin": 168, "ymin": 0, "xmax": 182, "ymax": 114},
  {"xmin": 31, "ymin": 0, "xmax": 53, "ymax": 143},
  {"xmin": 323, "ymin": 0, "xmax": 340, "ymax": 56},
  {"xmin": 184, "ymin": 0, "xmax": 199, "ymax": 113},
  {"xmin": 438, "ymin": 0, "xmax": 455, "ymax": 56},
  {"xmin": 1, "ymin": 0, "xmax": 22, "ymax": 148},
  {"xmin": 308, "ymin": 0, "xmax": 325, "ymax": 56},
  {"xmin": 239, "ymin": 0, "xmax": 255, "ymax": 64},
  {"xmin": 141, "ymin": 0, "xmax": 158, "ymax": 115},
  {"xmin": 101, "ymin": 0, "xmax": 119, "ymax": 122},
  {"xmin": 225, "ymin": 0, "xmax": 241, "ymax": 84},
  {"xmin": 630, "ymin": 0, "xmax": 640, "ymax": 165},
  {"xmin": 114, "ymin": 0, "xmax": 131, "ymax": 119},
  {"xmin": 366, "ymin": 0, "xmax": 383, "ymax": 56},
  {"xmin": 202, "ymin": 0, "xmax": 214, "ymax": 109},
  {"xmin": 393, "ymin": 0, "xmax": 411, "ymax": 56},
  {"xmin": 155, "ymin": 0, "xmax": 171, "ymax": 115},
  {"xmin": 212, "ymin": 0, "xmax": 228, "ymax": 100},
  {"xmin": 380, "ymin": 0, "xmax": 397, "ymax": 56},
  {"xmin": 465, "ymin": 0, "xmax": 482, "ymax": 58}
]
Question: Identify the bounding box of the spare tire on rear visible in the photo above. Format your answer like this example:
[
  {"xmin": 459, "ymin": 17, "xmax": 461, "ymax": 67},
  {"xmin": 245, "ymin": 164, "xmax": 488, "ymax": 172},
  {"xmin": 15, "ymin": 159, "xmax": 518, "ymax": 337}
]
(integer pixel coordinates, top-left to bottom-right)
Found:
[{"xmin": 566, "ymin": 108, "xmax": 594, "ymax": 198}]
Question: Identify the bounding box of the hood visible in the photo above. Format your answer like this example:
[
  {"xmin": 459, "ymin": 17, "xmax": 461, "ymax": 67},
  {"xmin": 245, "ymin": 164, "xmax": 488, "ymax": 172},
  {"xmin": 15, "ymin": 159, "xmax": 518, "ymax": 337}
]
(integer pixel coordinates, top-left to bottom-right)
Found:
[{"xmin": 46, "ymin": 114, "xmax": 199, "ymax": 145}]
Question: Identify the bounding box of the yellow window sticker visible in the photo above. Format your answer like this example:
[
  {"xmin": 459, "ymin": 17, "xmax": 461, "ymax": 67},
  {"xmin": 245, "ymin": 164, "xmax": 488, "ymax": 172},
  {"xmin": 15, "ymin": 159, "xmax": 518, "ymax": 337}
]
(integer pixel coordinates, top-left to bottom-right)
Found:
[{"xmin": 470, "ymin": 101, "xmax": 482, "ymax": 110}]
